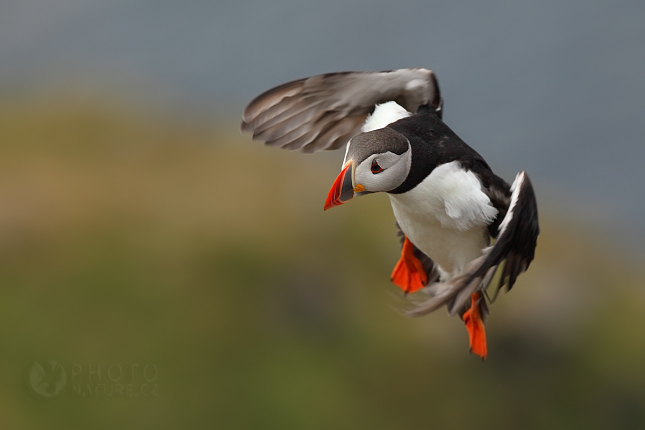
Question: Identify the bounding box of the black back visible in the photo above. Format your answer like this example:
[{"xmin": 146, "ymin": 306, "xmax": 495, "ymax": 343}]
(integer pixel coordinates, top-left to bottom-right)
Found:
[{"xmin": 388, "ymin": 105, "xmax": 494, "ymax": 194}]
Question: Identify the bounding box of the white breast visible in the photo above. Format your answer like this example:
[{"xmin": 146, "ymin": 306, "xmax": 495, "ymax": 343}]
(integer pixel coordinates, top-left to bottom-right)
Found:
[{"xmin": 387, "ymin": 161, "xmax": 498, "ymax": 278}]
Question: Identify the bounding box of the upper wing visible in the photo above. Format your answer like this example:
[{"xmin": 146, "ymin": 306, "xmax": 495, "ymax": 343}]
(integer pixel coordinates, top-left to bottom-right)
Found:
[
  {"xmin": 240, "ymin": 69, "xmax": 442, "ymax": 153},
  {"xmin": 406, "ymin": 171, "xmax": 539, "ymax": 317}
]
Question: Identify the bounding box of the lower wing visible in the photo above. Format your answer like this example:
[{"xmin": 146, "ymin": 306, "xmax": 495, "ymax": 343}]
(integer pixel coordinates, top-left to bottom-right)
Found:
[{"xmin": 406, "ymin": 171, "xmax": 539, "ymax": 317}]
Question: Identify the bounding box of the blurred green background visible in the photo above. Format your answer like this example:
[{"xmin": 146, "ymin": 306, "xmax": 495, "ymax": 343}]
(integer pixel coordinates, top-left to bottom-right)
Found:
[
  {"xmin": 1, "ymin": 1, "xmax": 644, "ymax": 429},
  {"xmin": 0, "ymin": 97, "xmax": 641, "ymax": 429}
]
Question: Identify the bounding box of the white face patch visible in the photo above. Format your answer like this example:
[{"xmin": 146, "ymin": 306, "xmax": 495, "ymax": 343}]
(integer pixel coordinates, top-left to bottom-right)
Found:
[{"xmin": 354, "ymin": 146, "xmax": 412, "ymax": 193}]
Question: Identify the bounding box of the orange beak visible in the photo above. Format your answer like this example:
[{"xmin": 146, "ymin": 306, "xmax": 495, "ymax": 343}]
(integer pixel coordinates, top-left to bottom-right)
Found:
[{"xmin": 324, "ymin": 161, "xmax": 355, "ymax": 210}]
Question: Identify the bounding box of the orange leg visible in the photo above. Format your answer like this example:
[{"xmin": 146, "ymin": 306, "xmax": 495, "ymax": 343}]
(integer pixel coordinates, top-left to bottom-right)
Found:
[
  {"xmin": 462, "ymin": 292, "xmax": 487, "ymax": 360},
  {"xmin": 390, "ymin": 236, "xmax": 428, "ymax": 294}
]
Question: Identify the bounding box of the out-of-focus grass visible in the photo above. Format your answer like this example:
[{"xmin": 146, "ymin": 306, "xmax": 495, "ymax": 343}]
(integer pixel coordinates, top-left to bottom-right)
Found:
[{"xmin": 0, "ymin": 97, "xmax": 642, "ymax": 429}]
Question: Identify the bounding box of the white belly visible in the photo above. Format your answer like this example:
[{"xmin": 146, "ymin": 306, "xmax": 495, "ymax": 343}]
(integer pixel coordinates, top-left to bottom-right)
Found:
[{"xmin": 387, "ymin": 161, "xmax": 498, "ymax": 278}]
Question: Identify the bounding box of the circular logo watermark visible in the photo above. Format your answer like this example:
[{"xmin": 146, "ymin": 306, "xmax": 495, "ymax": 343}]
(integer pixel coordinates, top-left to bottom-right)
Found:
[{"xmin": 29, "ymin": 360, "xmax": 67, "ymax": 398}]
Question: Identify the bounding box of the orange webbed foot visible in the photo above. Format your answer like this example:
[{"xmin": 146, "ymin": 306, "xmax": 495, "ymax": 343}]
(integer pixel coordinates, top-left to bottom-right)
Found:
[
  {"xmin": 391, "ymin": 236, "xmax": 428, "ymax": 294},
  {"xmin": 462, "ymin": 292, "xmax": 488, "ymax": 360}
]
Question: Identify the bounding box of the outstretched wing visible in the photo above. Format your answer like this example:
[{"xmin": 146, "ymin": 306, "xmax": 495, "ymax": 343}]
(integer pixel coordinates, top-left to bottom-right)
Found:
[
  {"xmin": 240, "ymin": 69, "xmax": 442, "ymax": 153},
  {"xmin": 407, "ymin": 171, "xmax": 539, "ymax": 317}
]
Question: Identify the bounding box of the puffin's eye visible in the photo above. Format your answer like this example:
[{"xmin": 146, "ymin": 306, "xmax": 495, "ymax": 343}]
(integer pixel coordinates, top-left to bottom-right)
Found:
[{"xmin": 371, "ymin": 159, "xmax": 384, "ymax": 174}]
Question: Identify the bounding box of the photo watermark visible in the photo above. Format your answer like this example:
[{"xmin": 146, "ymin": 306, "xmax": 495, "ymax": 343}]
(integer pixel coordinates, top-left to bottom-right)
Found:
[{"xmin": 29, "ymin": 360, "xmax": 159, "ymax": 399}]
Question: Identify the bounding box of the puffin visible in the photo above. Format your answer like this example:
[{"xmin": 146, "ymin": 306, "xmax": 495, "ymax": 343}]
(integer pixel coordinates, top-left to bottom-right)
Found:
[{"xmin": 240, "ymin": 68, "xmax": 539, "ymax": 359}]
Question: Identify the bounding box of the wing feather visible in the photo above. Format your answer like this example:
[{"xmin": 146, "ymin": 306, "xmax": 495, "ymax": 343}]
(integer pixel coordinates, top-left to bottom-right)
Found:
[
  {"xmin": 241, "ymin": 69, "xmax": 442, "ymax": 153},
  {"xmin": 251, "ymin": 99, "xmax": 326, "ymax": 136}
]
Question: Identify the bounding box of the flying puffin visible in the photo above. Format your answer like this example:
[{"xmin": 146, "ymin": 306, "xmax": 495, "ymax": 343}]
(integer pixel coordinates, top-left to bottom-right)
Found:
[{"xmin": 240, "ymin": 68, "xmax": 539, "ymax": 359}]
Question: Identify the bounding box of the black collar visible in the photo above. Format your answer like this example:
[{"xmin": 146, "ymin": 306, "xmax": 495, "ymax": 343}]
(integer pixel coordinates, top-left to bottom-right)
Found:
[{"xmin": 388, "ymin": 108, "xmax": 492, "ymax": 194}]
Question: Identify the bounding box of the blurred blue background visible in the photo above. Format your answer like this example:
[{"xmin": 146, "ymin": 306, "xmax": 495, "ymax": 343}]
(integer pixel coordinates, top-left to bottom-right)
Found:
[{"xmin": 0, "ymin": 1, "xmax": 643, "ymax": 428}]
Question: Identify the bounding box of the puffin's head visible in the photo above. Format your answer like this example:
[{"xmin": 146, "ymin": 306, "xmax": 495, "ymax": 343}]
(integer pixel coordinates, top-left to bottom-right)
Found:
[{"xmin": 324, "ymin": 127, "xmax": 412, "ymax": 210}]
